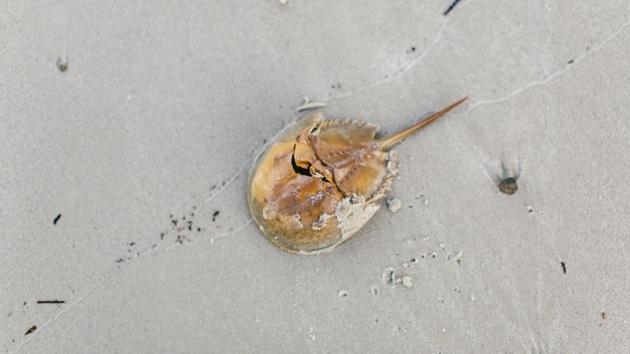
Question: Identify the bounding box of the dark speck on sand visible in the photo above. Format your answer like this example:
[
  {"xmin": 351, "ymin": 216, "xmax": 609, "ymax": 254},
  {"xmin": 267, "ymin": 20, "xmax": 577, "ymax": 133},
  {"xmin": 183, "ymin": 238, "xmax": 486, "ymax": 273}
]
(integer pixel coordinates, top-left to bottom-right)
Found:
[{"xmin": 25, "ymin": 325, "xmax": 37, "ymax": 336}]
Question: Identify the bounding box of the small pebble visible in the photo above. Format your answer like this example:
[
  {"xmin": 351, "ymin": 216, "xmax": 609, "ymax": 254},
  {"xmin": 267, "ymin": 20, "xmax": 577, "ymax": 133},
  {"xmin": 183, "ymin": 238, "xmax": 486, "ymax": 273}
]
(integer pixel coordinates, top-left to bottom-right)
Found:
[
  {"xmin": 498, "ymin": 177, "xmax": 518, "ymax": 195},
  {"xmin": 338, "ymin": 290, "xmax": 349, "ymax": 298},
  {"xmin": 56, "ymin": 57, "xmax": 68, "ymax": 72},
  {"xmin": 387, "ymin": 198, "xmax": 402, "ymax": 213}
]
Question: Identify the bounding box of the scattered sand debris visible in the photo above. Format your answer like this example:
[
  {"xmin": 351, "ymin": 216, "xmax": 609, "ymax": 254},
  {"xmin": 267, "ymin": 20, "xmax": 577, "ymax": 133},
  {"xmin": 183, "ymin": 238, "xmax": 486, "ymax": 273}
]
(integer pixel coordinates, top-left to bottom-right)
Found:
[
  {"xmin": 307, "ymin": 327, "xmax": 316, "ymax": 341},
  {"xmin": 453, "ymin": 251, "xmax": 463, "ymax": 264},
  {"xmin": 382, "ymin": 267, "xmax": 414, "ymax": 288}
]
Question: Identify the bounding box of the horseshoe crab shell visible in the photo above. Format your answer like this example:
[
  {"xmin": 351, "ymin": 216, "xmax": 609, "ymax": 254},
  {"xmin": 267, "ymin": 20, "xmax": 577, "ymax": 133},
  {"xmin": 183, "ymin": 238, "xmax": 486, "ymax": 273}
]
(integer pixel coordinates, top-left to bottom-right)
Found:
[{"xmin": 247, "ymin": 97, "xmax": 467, "ymax": 254}]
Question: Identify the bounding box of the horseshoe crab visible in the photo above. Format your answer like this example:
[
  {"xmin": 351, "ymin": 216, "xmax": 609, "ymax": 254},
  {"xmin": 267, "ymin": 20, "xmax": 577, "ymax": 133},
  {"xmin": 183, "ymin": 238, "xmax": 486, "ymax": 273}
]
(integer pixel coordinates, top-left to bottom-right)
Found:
[{"xmin": 248, "ymin": 97, "xmax": 467, "ymax": 254}]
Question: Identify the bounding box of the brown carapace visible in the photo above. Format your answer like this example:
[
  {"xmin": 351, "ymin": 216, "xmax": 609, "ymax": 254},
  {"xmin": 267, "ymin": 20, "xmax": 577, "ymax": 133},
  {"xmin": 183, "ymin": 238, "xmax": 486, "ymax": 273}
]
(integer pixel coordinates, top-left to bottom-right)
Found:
[{"xmin": 248, "ymin": 97, "xmax": 467, "ymax": 254}]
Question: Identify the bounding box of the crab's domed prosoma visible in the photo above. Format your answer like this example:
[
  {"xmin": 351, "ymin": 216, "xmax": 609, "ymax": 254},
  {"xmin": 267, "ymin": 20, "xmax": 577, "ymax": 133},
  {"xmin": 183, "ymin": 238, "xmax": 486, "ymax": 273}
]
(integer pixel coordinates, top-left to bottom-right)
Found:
[{"xmin": 248, "ymin": 97, "xmax": 467, "ymax": 254}]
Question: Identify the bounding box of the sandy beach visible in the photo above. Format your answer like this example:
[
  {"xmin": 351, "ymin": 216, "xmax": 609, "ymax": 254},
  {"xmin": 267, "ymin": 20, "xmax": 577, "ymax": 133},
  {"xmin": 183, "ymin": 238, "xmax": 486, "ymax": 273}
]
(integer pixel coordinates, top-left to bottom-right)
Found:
[{"xmin": 2, "ymin": 1, "xmax": 630, "ymax": 352}]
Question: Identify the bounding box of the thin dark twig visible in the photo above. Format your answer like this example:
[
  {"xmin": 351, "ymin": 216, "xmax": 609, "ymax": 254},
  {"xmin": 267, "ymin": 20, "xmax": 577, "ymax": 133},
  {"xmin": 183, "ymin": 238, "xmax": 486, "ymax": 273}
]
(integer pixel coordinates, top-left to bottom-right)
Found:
[
  {"xmin": 443, "ymin": 0, "xmax": 463, "ymax": 16},
  {"xmin": 36, "ymin": 300, "xmax": 66, "ymax": 304}
]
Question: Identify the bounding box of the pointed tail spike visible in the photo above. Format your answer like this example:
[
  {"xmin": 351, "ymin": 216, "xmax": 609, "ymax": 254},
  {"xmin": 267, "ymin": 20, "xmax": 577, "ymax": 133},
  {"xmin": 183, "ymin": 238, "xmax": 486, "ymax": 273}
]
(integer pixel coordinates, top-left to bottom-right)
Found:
[{"xmin": 378, "ymin": 97, "xmax": 468, "ymax": 150}]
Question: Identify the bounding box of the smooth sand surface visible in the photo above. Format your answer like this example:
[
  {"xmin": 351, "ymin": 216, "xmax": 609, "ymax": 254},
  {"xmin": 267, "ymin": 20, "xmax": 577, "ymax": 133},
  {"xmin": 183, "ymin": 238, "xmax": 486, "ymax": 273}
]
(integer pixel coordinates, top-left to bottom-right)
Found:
[{"xmin": 2, "ymin": 1, "xmax": 630, "ymax": 353}]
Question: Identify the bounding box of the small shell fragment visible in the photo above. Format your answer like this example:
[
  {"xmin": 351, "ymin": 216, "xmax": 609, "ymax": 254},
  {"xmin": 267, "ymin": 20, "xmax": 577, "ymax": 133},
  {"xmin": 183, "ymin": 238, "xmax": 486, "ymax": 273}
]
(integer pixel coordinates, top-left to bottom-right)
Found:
[
  {"xmin": 401, "ymin": 275, "xmax": 413, "ymax": 288},
  {"xmin": 386, "ymin": 198, "xmax": 402, "ymax": 213},
  {"xmin": 296, "ymin": 96, "xmax": 327, "ymax": 112},
  {"xmin": 382, "ymin": 267, "xmax": 397, "ymax": 287}
]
